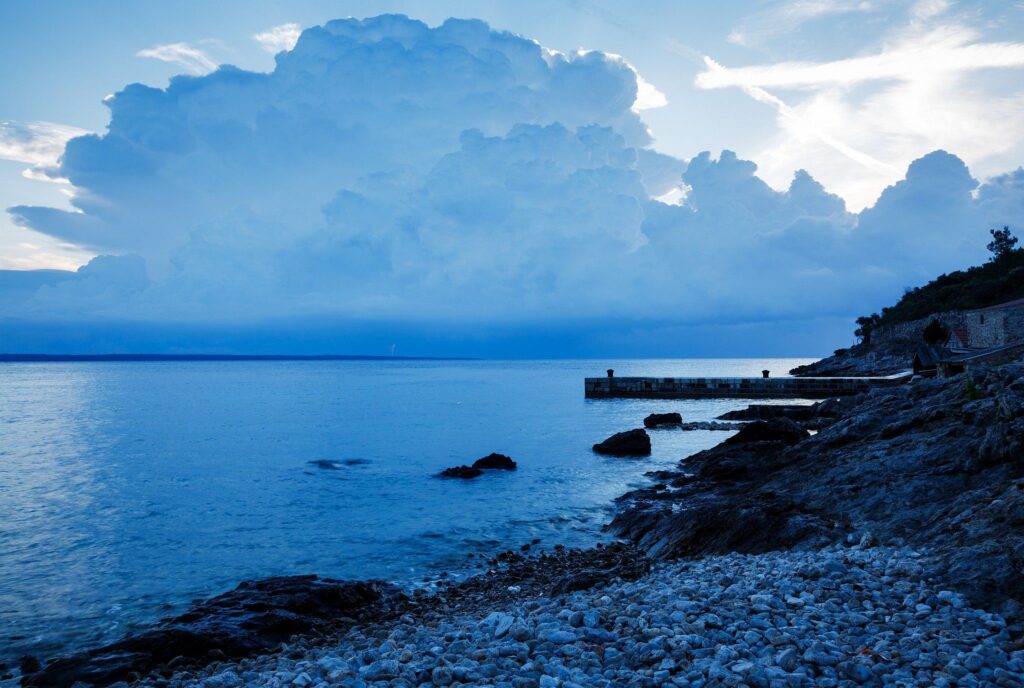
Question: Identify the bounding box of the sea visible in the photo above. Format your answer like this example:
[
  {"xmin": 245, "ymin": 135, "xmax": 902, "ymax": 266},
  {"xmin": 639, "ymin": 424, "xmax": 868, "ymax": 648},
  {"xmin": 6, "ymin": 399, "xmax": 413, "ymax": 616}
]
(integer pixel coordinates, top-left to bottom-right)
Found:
[{"xmin": 0, "ymin": 358, "xmax": 814, "ymax": 668}]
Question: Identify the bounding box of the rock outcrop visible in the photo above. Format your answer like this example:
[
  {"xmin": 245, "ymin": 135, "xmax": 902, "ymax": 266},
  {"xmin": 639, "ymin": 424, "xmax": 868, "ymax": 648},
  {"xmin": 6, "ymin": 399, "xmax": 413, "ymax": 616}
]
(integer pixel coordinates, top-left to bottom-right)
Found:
[
  {"xmin": 440, "ymin": 453, "xmax": 518, "ymax": 478},
  {"xmin": 612, "ymin": 363, "xmax": 1024, "ymax": 611},
  {"xmin": 718, "ymin": 404, "xmax": 816, "ymax": 422},
  {"xmin": 592, "ymin": 429, "xmax": 651, "ymax": 457},
  {"xmin": 790, "ymin": 348, "xmax": 910, "ymax": 377},
  {"xmin": 20, "ymin": 576, "xmax": 392, "ymax": 688},
  {"xmin": 643, "ymin": 412, "xmax": 682, "ymax": 428},
  {"xmin": 439, "ymin": 465, "xmax": 484, "ymax": 479},
  {"xmin": 471, "ymin": 453, "xmax": 517, "ymax": 470}
]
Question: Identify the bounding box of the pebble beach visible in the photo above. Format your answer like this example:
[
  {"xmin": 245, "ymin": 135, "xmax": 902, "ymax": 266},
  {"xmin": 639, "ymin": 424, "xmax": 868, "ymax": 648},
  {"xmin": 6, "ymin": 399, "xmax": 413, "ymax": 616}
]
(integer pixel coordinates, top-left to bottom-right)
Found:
[{"xmin": 146, "ymin": 544, "xmax": 1021, "ymax": 688}]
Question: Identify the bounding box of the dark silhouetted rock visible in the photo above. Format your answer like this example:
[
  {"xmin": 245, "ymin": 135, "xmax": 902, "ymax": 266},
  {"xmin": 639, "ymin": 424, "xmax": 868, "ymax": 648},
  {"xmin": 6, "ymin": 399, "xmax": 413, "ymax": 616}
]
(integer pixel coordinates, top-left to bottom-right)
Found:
[
  {"xmin": 21, "ymin": 576, "xmax": 389, "ymax": 688},
  {"xmin": 439, "ymin": 465, "xmax": 484, "ymax": 479},
  {"xmin": 18, "ymin": 657, "xmax": 40, "ymax": 677},
  {"xmin": 592, "ymin": 429, "xmax": 651, "ymax": 457},
  {"xmin": 471, "ymin": 453, "xmax": 517, "ymax": 470},
  {"xmin": 722, "ymin": 418, "xmax": 809, "ymax": 446},
  {"xmin": 643, "ymin": 412, "xmax": 683, "ymax": 428}
]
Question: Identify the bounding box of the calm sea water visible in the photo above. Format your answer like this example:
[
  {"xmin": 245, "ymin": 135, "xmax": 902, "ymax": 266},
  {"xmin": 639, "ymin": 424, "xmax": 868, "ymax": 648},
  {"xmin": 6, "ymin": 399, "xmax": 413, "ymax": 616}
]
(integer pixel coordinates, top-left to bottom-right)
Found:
[{"xmin": 0, "ymin": 358, "xmax": 813, "ymax": 667}]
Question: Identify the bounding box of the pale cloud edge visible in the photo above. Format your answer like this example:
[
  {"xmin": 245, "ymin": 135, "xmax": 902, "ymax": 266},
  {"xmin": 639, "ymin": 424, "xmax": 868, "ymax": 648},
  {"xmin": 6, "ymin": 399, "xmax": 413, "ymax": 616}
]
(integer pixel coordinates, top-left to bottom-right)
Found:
[
  {"xmin": 253, "ymin": 23, "xmax": 302, "ymax": 53},
  {"xmin": 136, "ymin": 42, "xmax": 219, "ymax": 75}
]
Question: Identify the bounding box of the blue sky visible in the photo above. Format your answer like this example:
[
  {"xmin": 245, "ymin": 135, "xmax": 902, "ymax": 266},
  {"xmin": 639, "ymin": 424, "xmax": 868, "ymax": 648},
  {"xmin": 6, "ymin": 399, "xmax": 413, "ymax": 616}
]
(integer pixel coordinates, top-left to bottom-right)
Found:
[{"xmin": 0, "ymin": 1, "xmax": 1022, "ymax": 356}]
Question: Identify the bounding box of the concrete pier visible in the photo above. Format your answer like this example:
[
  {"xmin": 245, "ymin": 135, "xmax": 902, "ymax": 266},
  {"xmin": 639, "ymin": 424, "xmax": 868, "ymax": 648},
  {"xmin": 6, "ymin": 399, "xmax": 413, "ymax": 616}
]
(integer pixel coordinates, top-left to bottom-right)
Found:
[{"xmin": 585, "ymin": 372, "xmax": 911, "ymax": 399}]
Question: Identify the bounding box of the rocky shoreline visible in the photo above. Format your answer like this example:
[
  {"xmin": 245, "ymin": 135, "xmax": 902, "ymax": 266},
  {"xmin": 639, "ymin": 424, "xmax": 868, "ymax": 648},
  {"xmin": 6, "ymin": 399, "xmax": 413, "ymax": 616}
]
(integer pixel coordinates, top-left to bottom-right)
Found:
[{"xmin": 18, "ymin": 362, "xmax": 1024, "ymax": 687}]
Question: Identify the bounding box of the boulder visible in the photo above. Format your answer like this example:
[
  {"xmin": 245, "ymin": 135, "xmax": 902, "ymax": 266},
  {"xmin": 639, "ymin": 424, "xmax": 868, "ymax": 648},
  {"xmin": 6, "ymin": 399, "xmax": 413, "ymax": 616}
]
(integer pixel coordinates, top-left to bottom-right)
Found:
[
  {"xmin": 471, "ymin": 453, "xmax": 517, "ymax": 470},
  {"xmin": 643, "ymin": 412, "xmax": 683, "ymax": 428},
  {"xmin": 592, "ymin": 429, "xmax": 651, "ymax": 457},
  {"xmin": 20, "ymin": 576, "xmax": 388, "ymax": 688},
  {"xmin": 438, "ymin": 465, "xmax": 484, "ymax": 479}
]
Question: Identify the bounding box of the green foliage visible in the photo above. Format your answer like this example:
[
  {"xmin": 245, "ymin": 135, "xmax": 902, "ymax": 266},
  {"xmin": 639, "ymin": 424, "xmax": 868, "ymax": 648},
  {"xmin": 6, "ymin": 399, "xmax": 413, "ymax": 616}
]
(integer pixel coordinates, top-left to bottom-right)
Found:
[
  {"xmin": 854, "ymin": 313, "xmax": 881, "ymax": 344},
  {"xmin": 963, "ymin": 377, "xmax": 983, "ymax": 401},
  {"xmin": 868, "ymin": 239, "xmax": 1024, "ymax": 328},
  {"xmin": 988, "ymin": 226, "xmax": 1019, "ymax": 261}
]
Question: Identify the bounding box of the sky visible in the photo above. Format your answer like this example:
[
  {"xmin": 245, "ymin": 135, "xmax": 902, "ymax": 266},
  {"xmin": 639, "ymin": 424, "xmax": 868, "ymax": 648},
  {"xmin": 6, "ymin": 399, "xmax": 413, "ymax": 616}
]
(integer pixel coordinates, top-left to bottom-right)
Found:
[{"xmin": 0, "ymin": 0, "xmax": 1022, "ymax": 356}]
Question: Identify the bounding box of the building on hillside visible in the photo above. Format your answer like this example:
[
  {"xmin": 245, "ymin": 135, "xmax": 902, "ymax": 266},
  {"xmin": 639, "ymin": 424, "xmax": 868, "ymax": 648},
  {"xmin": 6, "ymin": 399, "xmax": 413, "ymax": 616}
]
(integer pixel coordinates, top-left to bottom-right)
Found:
[
  {"xmin": 909, "ymin": 298, "xmax": 1024, "ymax": 377},
  {"xmin": 961, "ymin": 297, "xmax": 1024, "ymax": 348}
]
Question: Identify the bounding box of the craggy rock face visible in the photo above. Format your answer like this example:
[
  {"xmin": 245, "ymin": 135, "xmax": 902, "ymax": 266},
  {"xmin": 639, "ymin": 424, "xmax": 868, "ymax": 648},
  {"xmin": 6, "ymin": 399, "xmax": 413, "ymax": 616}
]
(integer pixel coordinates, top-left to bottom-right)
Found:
[
  {"xmin": 20, "ymin": 577, "xmax": 391, "ymax": 688},
  {"xmin": 612, "ymin": 363, "xmax": 1024, "ymax": 612},
  {"xmin": 592, "ymin": 429, "xmax": 652, "ymax": 457}
]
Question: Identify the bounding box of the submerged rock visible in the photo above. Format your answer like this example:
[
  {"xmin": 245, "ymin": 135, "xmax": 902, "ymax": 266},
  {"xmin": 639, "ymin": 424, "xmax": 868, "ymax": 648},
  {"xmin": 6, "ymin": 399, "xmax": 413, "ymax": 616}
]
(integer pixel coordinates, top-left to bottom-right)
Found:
[
  {"xmin": 678, "ymin": 421, "xmax": 741, "ymax": 431},
  {"xmin": 471, "ymin": 453, "xmax": 517, "ymax": 470},
  {"xmin": 307, "ymin": 459, "xmax": 343, "ymax": 470},
  {"xmin": 592, "ymin": 429, "xmax": 651, "ymax": 457},
  {"xmin": 20, "ymin": 576, "xmax": 390, "ymax": 688},
  {"xmin": 643, "ymin": 412, "xmax": 682, "ymax": 428}
]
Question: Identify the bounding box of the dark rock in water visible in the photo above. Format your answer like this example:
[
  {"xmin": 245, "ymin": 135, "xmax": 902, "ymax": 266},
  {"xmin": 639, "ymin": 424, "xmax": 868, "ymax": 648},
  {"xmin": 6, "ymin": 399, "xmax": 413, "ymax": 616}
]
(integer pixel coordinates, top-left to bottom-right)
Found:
[
  {"xmin": 471, "ymin": 453, "xmax": 517, "ymax": 470},
  {"xmin": 643, "ymin": 412, "xmax": 683, "ymax": 428},
  {"xmin": 439, "ymin": 465, "xmax": 484, "ymax": 479},
  {"xmin": 20, "ymin": 576, "xmax": 389, "ymax": 688},
  {"xmin": 592, "ymin": 429, "xmax": 651, "ymax": 457},
  {"xmin": 307, "ymin": 459, "xmax": 343, "ymax": 470},
  {"xmin": 18, "ymin": 657, "xmax": 40, "ymax": 676},
  {"xmin": 722, "ymin": 418, "xmax": 808, "ymax": 446}
]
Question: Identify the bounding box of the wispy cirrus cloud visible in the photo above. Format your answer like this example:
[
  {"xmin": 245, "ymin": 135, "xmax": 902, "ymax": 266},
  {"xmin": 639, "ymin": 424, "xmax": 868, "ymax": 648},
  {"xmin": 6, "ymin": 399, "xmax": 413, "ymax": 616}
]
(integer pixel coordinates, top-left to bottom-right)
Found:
[
  {"xmin": 698, "ymin": 27, "xmax": 1024, "ymax": 90},
  {"xmin": 136, "ymin": 42, "xmax": 218, "ymax": 75},
  {"xmin": 253, "ymin": 22, "xmax": 302, "ymax": 53},
  {"xmin": 698, "ymin": 15, "xmax": 1024, "ymax": 209},
  {"xmin": 727, "ymin": 0, "xmax": 876, "ymax": 46},
  {"xmin": 0, "ymin": 120, "xmax": 90, "ymax": 183}
]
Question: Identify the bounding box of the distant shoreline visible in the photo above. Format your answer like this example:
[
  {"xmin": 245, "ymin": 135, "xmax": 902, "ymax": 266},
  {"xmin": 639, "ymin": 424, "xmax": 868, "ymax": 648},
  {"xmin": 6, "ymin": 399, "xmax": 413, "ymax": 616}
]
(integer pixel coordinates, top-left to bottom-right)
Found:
[{"xmin": 0, "ymin": 354, "xmax": 474, "ymax": 362}]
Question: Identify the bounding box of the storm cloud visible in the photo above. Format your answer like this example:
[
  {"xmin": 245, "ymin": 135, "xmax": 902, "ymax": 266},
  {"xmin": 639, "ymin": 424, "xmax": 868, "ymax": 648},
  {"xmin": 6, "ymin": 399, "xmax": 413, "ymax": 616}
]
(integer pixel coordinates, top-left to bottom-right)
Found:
[{"xmin": 3, "ymin": 14, "xmax": 1023, "ymax": 355}]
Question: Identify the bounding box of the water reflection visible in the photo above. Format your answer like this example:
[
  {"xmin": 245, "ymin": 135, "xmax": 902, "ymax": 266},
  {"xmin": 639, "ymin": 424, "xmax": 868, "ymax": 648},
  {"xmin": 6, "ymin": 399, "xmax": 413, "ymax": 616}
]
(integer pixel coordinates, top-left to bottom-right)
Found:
[{"xmin": 0, "ymin": 358, "xmax": 813, "ymax": 666}]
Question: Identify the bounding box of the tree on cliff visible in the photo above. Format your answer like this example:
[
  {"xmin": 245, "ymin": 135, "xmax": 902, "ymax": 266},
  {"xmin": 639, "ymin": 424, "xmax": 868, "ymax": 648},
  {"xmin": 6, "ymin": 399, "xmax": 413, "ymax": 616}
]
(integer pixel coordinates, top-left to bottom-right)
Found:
[
  {"xmin": 987, "ymin": 226, "xmax": 1019, "ymax": 261},
  {"xmin": 855, "ymin": 313, "xmax": 881, "ymax": 346}
]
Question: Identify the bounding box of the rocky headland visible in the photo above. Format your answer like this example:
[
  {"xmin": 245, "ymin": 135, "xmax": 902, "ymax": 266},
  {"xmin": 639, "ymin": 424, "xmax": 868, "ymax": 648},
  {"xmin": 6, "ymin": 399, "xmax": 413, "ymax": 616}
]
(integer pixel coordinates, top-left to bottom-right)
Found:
[{"xmin": 18, "ymin": 362, "xmax": 1024, "ymax": 688}]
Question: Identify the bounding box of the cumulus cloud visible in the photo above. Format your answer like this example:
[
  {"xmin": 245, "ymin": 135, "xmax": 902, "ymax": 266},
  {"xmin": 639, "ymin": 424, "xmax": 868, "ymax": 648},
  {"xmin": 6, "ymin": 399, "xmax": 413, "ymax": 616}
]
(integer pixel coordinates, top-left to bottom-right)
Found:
[
  {"xmin": 3, "ymin": 14, "xmax": 1024, "ymax": 354},
  {"xmin": 136, "ymin": 42, "xmax": 218, "ymax": 75},
  {"xmin": 253, "ymin": 22, "xmax": 301, "ymax": 53}
]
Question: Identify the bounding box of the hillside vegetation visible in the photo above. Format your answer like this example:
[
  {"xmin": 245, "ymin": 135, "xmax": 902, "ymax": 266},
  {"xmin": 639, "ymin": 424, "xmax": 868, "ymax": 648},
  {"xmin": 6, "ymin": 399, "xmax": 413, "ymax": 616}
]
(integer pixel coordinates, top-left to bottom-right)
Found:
[{"xmin": 874, "ymin": 249, "xmax": 1024, "ymax": 327}]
